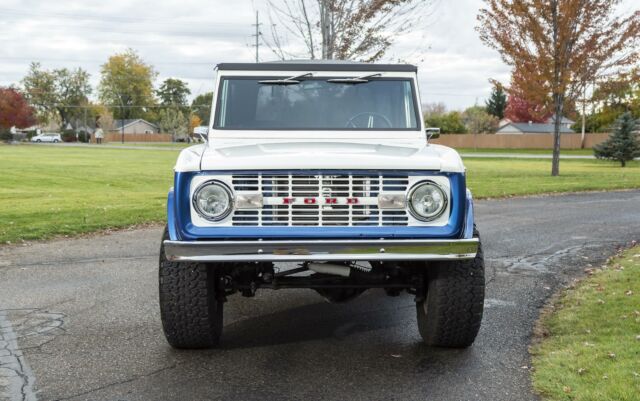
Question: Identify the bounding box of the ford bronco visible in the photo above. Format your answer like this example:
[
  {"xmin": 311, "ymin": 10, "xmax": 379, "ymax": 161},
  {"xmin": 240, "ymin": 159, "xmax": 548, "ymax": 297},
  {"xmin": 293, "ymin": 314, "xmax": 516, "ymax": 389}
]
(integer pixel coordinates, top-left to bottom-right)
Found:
[{"xmin": 159, "ymin": 61, "xmax": 484, "ymax": 349}]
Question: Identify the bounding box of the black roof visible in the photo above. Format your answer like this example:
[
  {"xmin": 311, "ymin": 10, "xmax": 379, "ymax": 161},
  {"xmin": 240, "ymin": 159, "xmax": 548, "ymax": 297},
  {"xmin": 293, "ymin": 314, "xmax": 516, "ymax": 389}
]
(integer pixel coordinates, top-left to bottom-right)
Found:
[{"xmin": 216, "ymin": 60, "xmax": 417, "ymax": 72}]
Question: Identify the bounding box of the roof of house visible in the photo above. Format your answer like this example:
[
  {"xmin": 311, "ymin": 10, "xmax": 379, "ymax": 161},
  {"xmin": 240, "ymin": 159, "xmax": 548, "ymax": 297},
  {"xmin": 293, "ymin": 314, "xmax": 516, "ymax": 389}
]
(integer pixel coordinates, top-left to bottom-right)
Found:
[
  {"xmin": 499, "ymin": 122, "xmax": 575, "ymax": 134},
  {"xmin": 113, "ymin": 119, "xmax": 158, "ymax": 130},
  {"xmin": 216, "ymin": 60, "xmax": 418, "ymax": 72},
  {"xmin": 546, "ymin": 116, "xmax": 575, "ymax": 125}
]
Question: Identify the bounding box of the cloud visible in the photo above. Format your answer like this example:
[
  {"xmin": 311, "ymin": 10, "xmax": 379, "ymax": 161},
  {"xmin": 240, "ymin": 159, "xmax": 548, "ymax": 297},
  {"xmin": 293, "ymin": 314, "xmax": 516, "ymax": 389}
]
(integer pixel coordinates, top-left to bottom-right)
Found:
[{"xmin": 1, "ymin": 0, "xmax": 634, "ymax": 110}]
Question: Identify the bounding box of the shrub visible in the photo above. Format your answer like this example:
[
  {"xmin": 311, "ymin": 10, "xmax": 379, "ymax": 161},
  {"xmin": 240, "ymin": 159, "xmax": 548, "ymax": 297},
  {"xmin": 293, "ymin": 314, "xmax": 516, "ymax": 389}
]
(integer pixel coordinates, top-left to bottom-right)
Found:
[
  {"xmin": 0, "ymin": 128, "xmax": 12, "ymax": 142},
  {"xmin": 24, "ymin": 130, "xmax": 38, "ymax": 141},
  {"xmin": 61, "ymin": 129, "xmax": 77, "ymax": 143},
  {"xmin": 594, "ymin": 112, "xmax": 640, "ymax": 167},
  {"xmin": 77, "ymin": 131, "xmax": 90, "ymax": 143}
]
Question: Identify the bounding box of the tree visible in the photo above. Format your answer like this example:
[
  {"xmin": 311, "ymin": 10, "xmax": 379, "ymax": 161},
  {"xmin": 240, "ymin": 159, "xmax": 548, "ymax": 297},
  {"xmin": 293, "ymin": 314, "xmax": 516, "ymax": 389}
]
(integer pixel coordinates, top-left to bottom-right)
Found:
[
  {"xmin": 190, "ymin": 115, "xmax": 203, "ymax": 133},
  {"xmin": 462, "ymin": 106, "xmax": 499, "ymax": 134},
  {"xmin": 477, "ymin": 0, "xmax": 640, "ymax": 176},
  {"xmin": 158, "ymin": 108, "xmax": 188, "ymax": 142},
  {"xmin": 20, "ymin": 63, "xmax": 56, "ymax": 124},
  {"xmin": 425, "ymin": 111, "xmax": 467, "ymax": 134},
  {"xmin": 485, "ymin": 82, "xmax": 507, "ymax": 119},
  {"xmin": 94, "ymin": 105, "xmax": 115, "ymax": 132},
  {"xmin": 54, "ymin": 68, "xmax": 92, "ymax": 129},
  {"xmin": 265, "ymin": 0, "xmax": 433, "ymax": 61},
  {"xmin": 0, "ymin": 87, "xmax": 36, "ymax": 129},
  {"xmin": 98, "ymin": 49, "xmax": 157, "ymax": 121},
  {"xmin": 191, "ymin": 92, "xmax": 214, "ymax": 125},
  {"xmin": 594, "ymin": 112, "xmax": 640, "ymax": 167},
  {"xmin": 157, "ymin": 78, "xmax": 190, "ymax": 108},
  {"xmin": 21, "ymin": 63, "xmax": 92, "ymax": 128},
  {"xmin": 578, "ymin": 68, "xmax": 640, "ymax": 132},
  {"xmin": 504, "ymin": 95, "xmax": 548, "ymax": 123},
  {"xmin": 423, "ymin": 102, "xmax": 447, "ymax": 119}
]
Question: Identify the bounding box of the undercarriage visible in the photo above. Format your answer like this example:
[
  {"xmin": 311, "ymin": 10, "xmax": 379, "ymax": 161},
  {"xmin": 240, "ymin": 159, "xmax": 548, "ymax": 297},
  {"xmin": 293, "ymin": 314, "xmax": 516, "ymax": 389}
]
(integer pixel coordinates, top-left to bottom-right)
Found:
[{"xmin": 215, "ymin": 261, "xmax": 427, "ymax": 303}]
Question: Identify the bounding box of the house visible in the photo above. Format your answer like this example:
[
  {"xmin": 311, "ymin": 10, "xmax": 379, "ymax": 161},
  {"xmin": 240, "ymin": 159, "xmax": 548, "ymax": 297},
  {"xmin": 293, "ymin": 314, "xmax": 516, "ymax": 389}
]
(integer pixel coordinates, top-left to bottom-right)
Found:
[
  {"xmin": 496, "ymin": 121, "xmax": 575, "ymax": 134},
  {"xmin": 546, "ymin": 116, "xmax": 575, "ymax": 129},
  {"xmin": 109, "ymin": 119, "xmax": 159, "ymax": 134},
  {"xmin": 498, "ymin": 118, "xmax": 512, "ymax": 128}
]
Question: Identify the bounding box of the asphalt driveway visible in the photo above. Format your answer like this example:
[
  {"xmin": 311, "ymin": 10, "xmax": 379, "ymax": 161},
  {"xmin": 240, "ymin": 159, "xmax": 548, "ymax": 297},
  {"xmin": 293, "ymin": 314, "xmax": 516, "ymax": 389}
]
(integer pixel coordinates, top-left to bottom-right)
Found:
[{"xmin": 1, "ymin": 191, "xmax": 639, "ymax": 401}]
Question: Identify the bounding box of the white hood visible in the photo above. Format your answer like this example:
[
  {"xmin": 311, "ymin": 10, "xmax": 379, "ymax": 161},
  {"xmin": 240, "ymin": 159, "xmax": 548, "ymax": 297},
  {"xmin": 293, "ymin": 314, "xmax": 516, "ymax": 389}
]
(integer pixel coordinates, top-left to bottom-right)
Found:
[{"xmin": 174, "ymin": 140, "xmax": 465, "ymax": 173}]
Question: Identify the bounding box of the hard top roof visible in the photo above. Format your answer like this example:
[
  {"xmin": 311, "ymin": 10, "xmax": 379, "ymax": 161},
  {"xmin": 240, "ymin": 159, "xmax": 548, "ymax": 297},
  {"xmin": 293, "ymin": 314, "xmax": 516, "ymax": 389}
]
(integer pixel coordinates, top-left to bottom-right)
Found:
[{"xmin": 216, "ymin": 60, "xmax": 418, "ymax": 73}]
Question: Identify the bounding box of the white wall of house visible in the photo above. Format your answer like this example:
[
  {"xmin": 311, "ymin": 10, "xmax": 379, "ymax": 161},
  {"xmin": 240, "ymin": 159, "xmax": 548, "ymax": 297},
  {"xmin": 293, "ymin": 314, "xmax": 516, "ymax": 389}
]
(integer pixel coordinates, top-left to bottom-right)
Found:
[{"xmin": 110, "ymin": 120, "xmax": 159, "ymax": 134}]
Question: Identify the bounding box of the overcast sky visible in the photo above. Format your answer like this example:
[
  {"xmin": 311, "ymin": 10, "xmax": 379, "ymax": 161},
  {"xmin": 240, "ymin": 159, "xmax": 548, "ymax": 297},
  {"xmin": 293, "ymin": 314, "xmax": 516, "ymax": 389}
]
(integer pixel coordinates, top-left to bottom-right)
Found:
[{"xmin": 0, "ymin": 0, "xmax": 635, "ymax": 110}]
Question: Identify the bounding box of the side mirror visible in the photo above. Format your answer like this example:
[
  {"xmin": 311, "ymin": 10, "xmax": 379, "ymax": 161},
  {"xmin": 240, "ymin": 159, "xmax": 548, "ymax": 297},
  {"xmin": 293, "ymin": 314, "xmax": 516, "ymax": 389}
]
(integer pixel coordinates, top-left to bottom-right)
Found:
[
  {"xmin": 194, "ymin": 126, "xmax": 209, "ymax": 143},
  {"xmin": 425, "ymin": 128, "xmax": 440, "ymax": 140}
]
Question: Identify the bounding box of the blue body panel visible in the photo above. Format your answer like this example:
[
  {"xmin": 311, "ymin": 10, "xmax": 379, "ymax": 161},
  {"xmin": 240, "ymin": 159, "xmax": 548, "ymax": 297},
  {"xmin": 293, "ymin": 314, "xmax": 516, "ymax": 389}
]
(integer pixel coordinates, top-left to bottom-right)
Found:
[{"xmin": 167, "ymin": 170, "xmax": 475, "ymax": 241}]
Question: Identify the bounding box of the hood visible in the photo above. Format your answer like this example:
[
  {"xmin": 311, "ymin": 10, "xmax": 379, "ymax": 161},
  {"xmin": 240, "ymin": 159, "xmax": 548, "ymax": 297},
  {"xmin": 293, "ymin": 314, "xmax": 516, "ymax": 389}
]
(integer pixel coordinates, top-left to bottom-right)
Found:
[{"xmin": 175, "ymin": 141, "xmax": 465, "ymax": 173}]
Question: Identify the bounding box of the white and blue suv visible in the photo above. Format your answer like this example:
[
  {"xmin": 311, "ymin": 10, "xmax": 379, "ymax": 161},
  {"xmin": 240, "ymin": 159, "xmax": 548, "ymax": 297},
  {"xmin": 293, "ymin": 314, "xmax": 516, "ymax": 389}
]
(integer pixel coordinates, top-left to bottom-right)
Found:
[{"xmin": 159, "ymin": 61, "xmax": 484, "ymax": 349}]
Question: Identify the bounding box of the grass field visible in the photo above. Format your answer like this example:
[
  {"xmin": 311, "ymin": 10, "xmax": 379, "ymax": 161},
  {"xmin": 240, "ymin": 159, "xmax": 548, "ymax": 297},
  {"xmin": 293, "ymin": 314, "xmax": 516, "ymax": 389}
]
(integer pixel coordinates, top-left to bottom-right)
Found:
[
  {"xmin": 1, "ymin": 144, "xmax": 639, "ymax": 243},
  {"xmin": 0, "ymin": 145, "xmax": 175, "ymax": 243},
  {"xmin": 464, "ymin": 157, "xmax": 640, "ymax": 198},
  {"xmin": 531, "ymin": 246, "xmax": 640, "ymax": 401}
]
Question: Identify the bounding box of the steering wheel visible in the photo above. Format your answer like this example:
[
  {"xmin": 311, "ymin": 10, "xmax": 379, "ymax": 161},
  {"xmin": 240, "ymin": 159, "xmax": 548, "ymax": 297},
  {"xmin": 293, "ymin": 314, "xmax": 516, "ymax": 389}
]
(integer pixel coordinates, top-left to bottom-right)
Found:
[{"xmin": 345, "ymin": 112, "xmax": 393, "ymax": 129}]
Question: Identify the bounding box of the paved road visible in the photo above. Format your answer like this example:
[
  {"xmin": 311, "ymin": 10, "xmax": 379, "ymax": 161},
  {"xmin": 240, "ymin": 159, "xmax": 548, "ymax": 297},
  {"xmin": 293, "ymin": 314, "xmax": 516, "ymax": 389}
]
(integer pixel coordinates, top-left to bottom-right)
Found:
[{"xmin": 1, "ymin": 191, "xmax": 639, "ymax": 401}]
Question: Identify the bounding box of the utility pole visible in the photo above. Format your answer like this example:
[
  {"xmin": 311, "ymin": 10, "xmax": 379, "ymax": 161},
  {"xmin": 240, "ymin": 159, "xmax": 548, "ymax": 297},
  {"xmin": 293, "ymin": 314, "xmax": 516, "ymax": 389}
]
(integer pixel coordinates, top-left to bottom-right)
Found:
[
  {"xmin": 581, "ymin": 84, "xmax": 586, "ymax": 149},
  {"xmin": 251, "ymin": 11, "xmax": 262, "ymax": 63}
]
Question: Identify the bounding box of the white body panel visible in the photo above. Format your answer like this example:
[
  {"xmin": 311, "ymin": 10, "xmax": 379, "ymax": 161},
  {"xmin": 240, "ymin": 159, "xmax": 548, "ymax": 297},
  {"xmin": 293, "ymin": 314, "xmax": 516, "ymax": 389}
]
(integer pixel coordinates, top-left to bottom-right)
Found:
[{"xmin": 173, "ymin": 67, "xmax": 466, "ymax": 174}]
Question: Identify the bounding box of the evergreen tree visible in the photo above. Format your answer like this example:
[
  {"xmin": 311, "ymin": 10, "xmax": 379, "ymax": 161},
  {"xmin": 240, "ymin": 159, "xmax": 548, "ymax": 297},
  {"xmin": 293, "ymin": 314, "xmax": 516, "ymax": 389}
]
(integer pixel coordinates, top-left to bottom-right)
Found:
[
  {"xmin": 485, "ymin": 83, "xmax": 507, "ymax": 119},
  {"xmin": 594, "ymin": 112, "xmax": 640, "ymax": 167}
]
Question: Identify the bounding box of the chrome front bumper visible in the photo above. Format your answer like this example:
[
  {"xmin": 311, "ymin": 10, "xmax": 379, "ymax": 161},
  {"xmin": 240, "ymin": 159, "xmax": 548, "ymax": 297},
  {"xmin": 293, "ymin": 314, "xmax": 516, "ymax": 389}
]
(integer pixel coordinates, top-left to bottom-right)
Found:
[{"xmin": 163, "ymin": 238, "xmax": 479, "ymax": 262}]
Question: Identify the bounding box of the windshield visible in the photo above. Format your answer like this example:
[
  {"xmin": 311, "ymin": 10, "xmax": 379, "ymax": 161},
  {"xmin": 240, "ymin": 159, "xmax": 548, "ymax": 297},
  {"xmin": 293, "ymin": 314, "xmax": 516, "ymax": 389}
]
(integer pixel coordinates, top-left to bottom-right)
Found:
[{"xmin": 214, "ymin": 77, "xmax": 419, "ymax": 130}]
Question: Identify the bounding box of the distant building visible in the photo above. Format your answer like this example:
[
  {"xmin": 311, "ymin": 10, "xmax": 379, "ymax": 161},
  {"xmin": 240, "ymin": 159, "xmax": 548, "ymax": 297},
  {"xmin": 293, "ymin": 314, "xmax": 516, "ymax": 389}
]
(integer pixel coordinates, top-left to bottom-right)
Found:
[
  {"xmin": 109, "ymin": 119, "xmax": 159, "ymax": 134},
  {"xmin": 546, "ymin": 116, "xmax": 575, "ymax": 129},
  {"xmin": 496, "ymin": 121, "xmax": 575, "ymax": 135}
]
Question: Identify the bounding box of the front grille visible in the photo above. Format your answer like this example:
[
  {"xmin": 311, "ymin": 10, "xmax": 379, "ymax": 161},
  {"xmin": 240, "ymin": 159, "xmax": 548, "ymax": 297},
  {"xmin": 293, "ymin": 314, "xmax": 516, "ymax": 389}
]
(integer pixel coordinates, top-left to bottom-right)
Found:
[{"xmin": 231, "ymin": 173, "xmax": 409, "ymax": 226}]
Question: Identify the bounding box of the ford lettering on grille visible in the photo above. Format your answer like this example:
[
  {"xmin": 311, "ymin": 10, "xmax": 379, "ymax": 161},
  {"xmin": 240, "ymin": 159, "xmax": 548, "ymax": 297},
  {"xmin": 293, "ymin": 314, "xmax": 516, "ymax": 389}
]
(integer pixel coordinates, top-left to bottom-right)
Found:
[{"xmin": 231, "ymin": 173, "xmax": 409, "ymax": 226}]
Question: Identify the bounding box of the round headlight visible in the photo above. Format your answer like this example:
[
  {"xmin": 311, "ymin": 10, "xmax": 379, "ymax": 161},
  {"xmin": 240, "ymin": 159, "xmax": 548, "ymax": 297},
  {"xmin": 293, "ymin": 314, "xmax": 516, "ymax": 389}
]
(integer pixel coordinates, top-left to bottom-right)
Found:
[
  {"xmin": 408, "ymin": 181, "xmax": 448, "ymax": 221},
  {"xmin": 193, "ymin": 181, "xmax": 233, "ymax": 221}
]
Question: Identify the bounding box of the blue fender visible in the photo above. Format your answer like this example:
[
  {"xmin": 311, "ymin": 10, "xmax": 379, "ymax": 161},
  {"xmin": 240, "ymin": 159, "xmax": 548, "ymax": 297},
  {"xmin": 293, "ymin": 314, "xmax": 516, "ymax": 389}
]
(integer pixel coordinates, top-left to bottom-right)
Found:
[
  {"xmin": 167, "ymin": 187, "xmax": 179, "ymax": 240},
  {"xmin": 462, "ymin": 189, "xmax": 475, "ymax": 239}
]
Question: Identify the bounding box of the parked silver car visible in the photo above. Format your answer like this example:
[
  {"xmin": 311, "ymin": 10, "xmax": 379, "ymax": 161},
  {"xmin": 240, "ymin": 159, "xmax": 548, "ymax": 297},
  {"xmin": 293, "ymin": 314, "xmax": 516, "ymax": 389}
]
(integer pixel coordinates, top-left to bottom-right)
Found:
[{"xmin": 31, "ymin": 133, "xmax": 62, "ymax": 143}]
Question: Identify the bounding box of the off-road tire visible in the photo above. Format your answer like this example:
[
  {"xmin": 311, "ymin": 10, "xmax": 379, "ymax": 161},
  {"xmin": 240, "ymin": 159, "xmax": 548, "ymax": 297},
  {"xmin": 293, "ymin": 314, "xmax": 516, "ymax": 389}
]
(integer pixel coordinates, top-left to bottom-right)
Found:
[
  {"xmin": 159, "ymin": 227, "xmax": 223, "ymax": 349},
  {"xmin": 416, "ymin": 227, "xmax": 485, "ymax": 348}
]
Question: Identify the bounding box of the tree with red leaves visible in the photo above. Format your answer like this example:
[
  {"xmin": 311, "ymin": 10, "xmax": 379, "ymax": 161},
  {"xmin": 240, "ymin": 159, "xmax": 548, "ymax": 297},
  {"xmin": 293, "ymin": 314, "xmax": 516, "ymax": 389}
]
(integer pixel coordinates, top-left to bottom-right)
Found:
[
  {"xmin": 478, "ymin": 0, "xmax": 640, "ymax": 176},
  {"xmin": 0, "ymin": 87, "xmax": 36, "ymax": 130},
  {"xmin": 504, "ymin": 96, "xmax": 548, "ymax": 123}
]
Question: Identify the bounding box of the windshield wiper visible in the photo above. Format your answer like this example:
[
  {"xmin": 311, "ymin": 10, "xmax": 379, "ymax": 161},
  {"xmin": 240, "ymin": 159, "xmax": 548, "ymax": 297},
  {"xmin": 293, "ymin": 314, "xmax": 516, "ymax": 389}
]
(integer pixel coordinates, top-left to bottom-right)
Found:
[
  {"xmin": 327, "ymin": 73, "xmax": 382, "ymax": 84},
  {"xmin": 259, "ymin": 73, "xmax": 313, "ymax": 85}
]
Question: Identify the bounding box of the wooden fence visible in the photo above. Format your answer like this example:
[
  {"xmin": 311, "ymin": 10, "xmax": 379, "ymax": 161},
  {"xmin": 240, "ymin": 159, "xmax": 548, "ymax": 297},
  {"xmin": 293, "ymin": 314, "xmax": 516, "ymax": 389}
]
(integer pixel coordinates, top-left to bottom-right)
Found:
[
  {"xmin": 430, "ymin": 133, "xmax": 611, "ymax": 149},
  {"xmin": 93, "ymin": 133, "xmax": 173, "ymax": 143}
]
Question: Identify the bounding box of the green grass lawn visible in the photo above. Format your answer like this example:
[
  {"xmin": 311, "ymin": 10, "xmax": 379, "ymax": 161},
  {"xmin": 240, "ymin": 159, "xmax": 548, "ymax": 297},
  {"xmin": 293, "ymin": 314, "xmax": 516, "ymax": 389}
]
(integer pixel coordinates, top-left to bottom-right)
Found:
[
  {"xmin": 464, "ymin": 157, "xmax": 640, "ymax": 198},
  {"xmin": 531, "ymin": 246, "xmax": 640, "ymax": 401},
  {"xmin": 0, "ymin": 145, "xmax": 639, "ymax": 243},
  {"xmin": 0, "ymin": 145, "xmax": 176, "ymax": 243}
]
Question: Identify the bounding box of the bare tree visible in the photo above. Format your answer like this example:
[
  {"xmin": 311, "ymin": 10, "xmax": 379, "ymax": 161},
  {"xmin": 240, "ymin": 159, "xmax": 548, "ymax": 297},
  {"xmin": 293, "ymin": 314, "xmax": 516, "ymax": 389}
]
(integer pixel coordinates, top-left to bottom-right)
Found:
[{"xmin": 264, "ymin": 0, "xmax": 434, "ymax": 62}]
